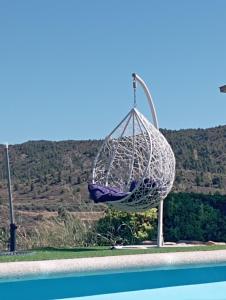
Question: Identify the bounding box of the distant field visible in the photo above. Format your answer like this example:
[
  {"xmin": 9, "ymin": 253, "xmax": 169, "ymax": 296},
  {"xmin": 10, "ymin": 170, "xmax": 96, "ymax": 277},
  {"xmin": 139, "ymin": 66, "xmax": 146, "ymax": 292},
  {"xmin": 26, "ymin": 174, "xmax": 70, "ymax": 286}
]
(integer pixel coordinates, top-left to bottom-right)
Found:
[{"xmin": 15, "ymin": 210, "xmax": 104, "ymax": 221}]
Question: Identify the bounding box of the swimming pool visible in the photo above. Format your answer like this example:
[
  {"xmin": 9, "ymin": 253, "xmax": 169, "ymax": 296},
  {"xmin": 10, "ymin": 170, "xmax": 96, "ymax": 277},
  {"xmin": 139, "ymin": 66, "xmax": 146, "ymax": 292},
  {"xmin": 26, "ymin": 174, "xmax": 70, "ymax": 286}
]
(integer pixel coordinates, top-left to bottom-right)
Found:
[{"xmin": 1, "ymin": 263, "xmax": 226, "ymax": 300}]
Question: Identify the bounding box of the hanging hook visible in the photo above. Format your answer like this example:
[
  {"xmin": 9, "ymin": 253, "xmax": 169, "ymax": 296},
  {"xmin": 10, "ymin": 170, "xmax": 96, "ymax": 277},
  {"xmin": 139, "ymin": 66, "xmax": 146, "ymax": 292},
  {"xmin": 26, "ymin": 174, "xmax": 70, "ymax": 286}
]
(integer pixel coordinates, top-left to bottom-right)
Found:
[
  {"xmin": 132, "ymin": 73, "xmax": 137, "ymax": 107},
  {"xmin": 132, "ymin": 73, "xmax": 159, "ymax": 129}
]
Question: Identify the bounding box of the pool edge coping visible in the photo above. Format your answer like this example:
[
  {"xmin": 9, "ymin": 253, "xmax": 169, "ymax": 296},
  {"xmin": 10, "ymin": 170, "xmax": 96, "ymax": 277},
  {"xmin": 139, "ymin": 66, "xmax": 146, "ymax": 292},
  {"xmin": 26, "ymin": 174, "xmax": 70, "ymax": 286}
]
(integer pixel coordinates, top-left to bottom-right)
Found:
[{"xmin": 1, "ymin": 249, "xmax": 226, "ymax": 280}]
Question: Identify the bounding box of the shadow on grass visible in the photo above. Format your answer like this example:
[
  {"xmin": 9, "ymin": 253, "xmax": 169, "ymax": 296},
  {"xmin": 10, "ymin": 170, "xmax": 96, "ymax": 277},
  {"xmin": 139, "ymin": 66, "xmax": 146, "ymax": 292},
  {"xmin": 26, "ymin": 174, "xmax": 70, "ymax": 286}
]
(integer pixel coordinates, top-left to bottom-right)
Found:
[
  {"xmin": 35, "ymin": 247, "xmax": 110, "ymax": 253},
  {"xmin": 0, "ymin": 250, "xmax": 34, "ymax": 257}
]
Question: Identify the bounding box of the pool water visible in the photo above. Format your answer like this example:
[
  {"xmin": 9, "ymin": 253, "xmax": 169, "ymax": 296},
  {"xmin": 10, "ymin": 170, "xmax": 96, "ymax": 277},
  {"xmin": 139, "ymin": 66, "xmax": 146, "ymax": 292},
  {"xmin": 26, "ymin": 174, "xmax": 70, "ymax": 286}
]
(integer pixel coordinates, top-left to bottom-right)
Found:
[
  {"xmin": 1, "ymin": 264, "xmax": 226, "ymax": 300},
  {"xmin": 64, "ymin": 281, "xmax": 226, "ymax": 300}
]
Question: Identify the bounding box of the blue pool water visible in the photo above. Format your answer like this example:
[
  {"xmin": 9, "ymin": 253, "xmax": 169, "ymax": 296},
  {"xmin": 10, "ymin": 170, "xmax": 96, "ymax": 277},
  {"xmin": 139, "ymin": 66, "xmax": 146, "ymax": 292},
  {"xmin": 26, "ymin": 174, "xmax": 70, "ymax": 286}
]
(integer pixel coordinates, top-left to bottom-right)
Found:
[
  {"xmin": 63, "ymin": 281, "xmax": 226, "ymax": 300},
  {"xmin": 1, "ymin": 264, "xmax": 226, "ymax": 300}
]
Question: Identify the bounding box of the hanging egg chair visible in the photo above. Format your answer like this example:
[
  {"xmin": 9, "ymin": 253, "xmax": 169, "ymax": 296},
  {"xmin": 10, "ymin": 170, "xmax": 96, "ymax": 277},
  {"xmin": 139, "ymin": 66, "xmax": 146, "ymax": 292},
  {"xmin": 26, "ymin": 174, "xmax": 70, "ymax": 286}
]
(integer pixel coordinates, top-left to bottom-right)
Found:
[{"xmin": 88, "ymin": 73, "xmax": 175, "ymax": 212}]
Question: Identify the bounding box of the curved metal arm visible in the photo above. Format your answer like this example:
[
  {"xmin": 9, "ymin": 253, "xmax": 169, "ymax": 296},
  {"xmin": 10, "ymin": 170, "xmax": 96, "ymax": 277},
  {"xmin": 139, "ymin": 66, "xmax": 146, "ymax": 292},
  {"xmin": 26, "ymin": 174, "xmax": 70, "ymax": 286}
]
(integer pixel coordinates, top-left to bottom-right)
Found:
[
  {"xmin": 133, "ymin": 73, "xmax": 163, "ymax": 247},
  {"xmin": 132, "ymin": 73, "xmax": 159, "ymax": 129}
]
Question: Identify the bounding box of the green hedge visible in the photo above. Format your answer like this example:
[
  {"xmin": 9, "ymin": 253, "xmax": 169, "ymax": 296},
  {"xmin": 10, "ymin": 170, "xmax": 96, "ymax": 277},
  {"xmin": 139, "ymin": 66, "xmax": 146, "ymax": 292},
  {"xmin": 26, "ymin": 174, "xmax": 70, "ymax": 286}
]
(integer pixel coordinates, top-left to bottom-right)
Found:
[{"xmin": 164, "ymin": 193, "xmax": 226, "ymax": 242}]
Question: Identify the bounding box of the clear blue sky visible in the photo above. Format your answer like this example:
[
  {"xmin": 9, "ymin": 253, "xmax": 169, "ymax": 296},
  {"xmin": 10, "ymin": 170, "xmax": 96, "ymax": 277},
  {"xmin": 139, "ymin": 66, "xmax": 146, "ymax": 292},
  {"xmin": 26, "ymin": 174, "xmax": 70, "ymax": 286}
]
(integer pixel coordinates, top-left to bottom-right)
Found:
[{"xmin": 1, "ymin": 0, "xmax": 226, "ymax": 144}]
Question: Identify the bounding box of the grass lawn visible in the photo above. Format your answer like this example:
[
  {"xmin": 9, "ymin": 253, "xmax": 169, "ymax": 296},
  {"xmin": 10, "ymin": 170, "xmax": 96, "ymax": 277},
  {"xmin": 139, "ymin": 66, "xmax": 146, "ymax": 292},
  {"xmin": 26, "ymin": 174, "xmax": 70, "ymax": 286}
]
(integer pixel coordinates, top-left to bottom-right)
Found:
[{"xmin": 1, "ymin": 245, "xmax": 226, "ymax": 263}]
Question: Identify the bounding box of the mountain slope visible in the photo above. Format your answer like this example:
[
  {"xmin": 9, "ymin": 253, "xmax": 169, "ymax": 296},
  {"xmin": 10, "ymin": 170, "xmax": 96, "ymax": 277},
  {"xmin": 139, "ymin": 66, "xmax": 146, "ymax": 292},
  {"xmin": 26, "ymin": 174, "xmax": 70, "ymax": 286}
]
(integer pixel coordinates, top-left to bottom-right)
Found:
[{"xmin": 1, "ymin": 125, "xmax": 226, "ymax": 216}]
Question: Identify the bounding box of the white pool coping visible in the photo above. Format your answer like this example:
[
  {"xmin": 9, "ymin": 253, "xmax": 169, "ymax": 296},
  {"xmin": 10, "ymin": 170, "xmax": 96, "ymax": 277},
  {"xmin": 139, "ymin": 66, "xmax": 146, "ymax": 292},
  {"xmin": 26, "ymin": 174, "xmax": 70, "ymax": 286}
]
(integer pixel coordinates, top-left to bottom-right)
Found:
[{"xmin": 1, "ymin": 250, "xmax": 226, "ymax": 280}]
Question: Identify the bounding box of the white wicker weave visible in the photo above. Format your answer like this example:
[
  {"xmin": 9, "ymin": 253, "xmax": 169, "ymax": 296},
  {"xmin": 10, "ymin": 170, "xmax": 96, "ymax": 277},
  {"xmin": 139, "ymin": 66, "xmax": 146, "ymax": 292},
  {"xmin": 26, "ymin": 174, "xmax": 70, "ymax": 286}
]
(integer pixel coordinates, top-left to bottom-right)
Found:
[{"xmin": 92, "ymin": 74, "xmax": 175, "ymax": 212}]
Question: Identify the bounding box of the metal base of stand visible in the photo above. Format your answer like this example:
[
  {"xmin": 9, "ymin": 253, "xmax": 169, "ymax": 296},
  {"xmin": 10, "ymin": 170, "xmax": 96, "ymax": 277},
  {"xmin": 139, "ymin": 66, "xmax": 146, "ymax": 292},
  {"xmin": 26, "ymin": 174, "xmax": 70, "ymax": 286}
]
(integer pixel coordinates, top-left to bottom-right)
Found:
[{"xmin": 9, "ymin": 223, "xmax": 17, "ymax": 252}]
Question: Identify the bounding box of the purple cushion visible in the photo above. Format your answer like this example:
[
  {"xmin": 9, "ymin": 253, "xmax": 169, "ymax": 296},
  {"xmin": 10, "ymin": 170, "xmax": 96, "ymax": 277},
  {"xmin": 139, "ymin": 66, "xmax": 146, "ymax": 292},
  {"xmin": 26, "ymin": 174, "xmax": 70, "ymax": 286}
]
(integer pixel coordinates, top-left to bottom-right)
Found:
[
  {"xmin": 88, "ymin": 179, "xmax": 161, "ymax": 204},
  {"xmin": 88, "ymin": 183, "xmax": 130, "ymax": 203}
]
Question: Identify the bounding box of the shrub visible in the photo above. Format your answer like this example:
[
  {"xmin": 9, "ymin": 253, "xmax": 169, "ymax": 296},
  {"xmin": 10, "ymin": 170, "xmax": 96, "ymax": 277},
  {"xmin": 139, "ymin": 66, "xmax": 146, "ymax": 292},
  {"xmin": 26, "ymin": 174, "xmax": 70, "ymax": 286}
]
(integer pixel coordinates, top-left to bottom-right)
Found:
[{"xmin": 95, "ymin": 208, "xmax": 157, "ymax": 245}]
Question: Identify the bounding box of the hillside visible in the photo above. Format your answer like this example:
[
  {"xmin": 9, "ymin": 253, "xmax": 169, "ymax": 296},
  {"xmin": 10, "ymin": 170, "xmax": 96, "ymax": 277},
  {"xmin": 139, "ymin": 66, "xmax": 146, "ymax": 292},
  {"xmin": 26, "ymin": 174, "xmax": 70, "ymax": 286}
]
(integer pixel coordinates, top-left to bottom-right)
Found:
[
  {"xmin": 1, "ymin": 126, "xmax": 226, "ymax": 207},
  {"xmin": 1, "ymin": 125, "xmax": 226, "ymax": 242}
]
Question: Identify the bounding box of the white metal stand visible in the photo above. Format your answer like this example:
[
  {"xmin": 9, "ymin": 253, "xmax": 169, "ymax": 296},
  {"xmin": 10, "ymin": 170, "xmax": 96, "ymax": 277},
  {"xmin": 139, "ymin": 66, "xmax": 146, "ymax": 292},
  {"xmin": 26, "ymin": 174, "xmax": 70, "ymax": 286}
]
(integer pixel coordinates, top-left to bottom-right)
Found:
[{"xmin": 132, "ymin": 73, "xmax": 164, "ymax": 247}]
